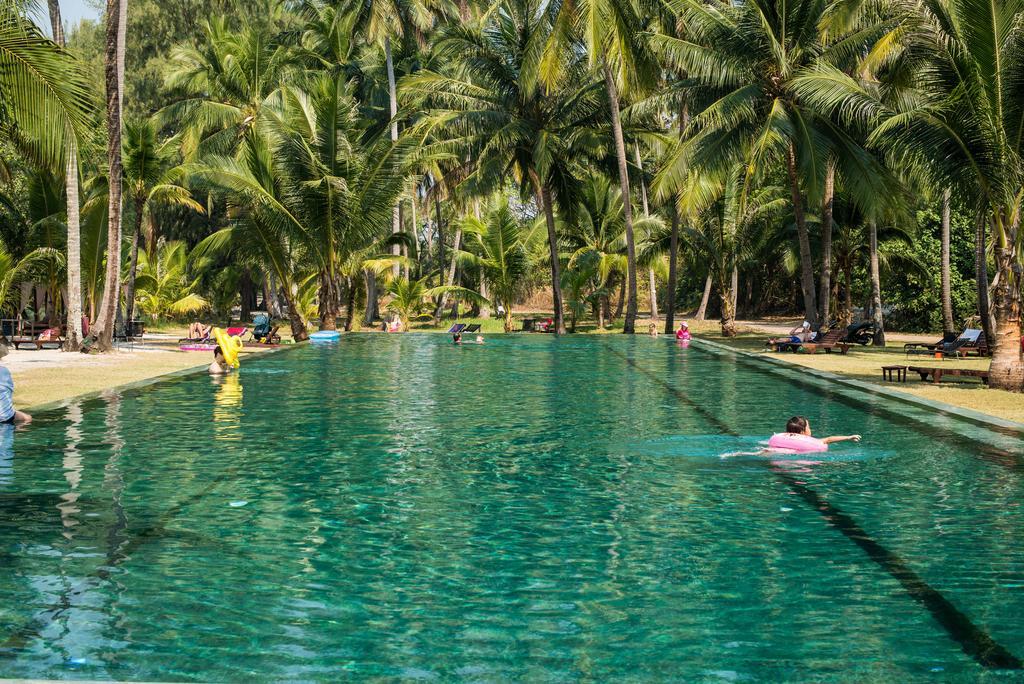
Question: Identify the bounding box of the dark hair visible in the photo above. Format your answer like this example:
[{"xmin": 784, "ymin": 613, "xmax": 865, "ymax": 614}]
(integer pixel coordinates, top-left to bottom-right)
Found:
[
  {"xmin": 786, "ymin": 416, "xmax": 808, "ymax": 434},
  {"xmin": 214, "ymin": 346, "xmax": 225, "ymax": 359}
]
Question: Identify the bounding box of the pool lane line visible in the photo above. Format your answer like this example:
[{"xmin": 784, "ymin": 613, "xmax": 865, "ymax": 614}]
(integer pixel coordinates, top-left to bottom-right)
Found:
[
  {"xmin": 774, "ymin": 471, "xmax": 1023, "ymax": 670},
  {"xmin": 0, "ymin": 468, "xmax": 254, "ymax": 656},
  {"xmin": 605, "ymin": 342, "xmax": 1024, "ymax": 671}
]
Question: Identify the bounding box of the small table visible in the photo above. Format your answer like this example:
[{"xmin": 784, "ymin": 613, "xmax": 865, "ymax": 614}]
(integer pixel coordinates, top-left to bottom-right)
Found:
[{"xmin": 882, "ymin": 365, "xmax": 907, "ymax": 382}]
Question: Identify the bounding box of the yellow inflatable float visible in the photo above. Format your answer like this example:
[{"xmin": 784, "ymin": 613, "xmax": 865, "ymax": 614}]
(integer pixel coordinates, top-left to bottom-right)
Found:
[{"xmin": 212, "ymin": 327, "xmax": 244, "ymax": 368}]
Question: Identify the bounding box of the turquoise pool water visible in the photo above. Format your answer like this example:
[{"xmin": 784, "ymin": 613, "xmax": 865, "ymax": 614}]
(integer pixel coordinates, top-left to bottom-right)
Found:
[{"xmin": 2, "ymin": 334, "xmax": 1024, "ymax": 681}]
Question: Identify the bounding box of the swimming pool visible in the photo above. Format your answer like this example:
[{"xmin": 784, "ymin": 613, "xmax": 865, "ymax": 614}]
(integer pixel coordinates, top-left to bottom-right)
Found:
[{"xmin": 1, "ymin": 334, "xmax": 1023, "ymax": 680}]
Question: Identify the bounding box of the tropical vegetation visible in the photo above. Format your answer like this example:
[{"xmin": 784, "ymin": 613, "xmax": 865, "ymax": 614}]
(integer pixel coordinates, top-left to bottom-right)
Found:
[{"xmin": 0, "ymin": 0, "xmax": 1023, "ymax": 389}]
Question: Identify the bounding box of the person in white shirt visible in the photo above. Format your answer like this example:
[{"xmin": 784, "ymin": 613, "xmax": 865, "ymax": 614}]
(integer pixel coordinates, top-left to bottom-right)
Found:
[{"xmin": 0, "ymin": 345, "xmax": 31, "ymax": 425}]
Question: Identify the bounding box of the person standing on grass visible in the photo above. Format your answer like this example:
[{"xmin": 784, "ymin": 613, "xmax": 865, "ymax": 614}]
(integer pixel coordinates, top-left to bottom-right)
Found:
[{"xmin": 0, "ymin": 345, "xmax": 31, "ymax": 425}]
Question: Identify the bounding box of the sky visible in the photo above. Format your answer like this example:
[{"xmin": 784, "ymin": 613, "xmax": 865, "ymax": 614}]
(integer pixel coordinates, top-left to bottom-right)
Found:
[{"xmin": 31, "ymin": 0, "xmax": 101, "ymax": 36}]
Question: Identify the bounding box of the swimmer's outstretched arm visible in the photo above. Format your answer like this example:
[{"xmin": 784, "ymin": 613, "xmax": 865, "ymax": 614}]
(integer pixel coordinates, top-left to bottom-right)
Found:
[{"xmin": 822, "ymin": 434, "xmax": 861, "ymax": 444}]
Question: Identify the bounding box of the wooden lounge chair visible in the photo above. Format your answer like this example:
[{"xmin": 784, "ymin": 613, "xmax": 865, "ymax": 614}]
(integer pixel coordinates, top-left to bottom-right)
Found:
[
  {"xmin": 905, "ymin": 330, "xmax": 960, "ymax": 356},
  {"xmin": 797, "ymin": 329, "xmax": 851, "ymax": 354},
  {"xmin": 907, "ymin": 366, "xmax": 989, "ymax": 385},
  {"xmin": 33, "ymin": 327, "xmax": 64, "ymax": 350}
]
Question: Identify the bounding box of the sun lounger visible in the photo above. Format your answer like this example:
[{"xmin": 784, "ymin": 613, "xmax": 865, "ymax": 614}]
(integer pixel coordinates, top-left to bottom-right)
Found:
[
  {"xmin": 33, "ymin": 328, "xmax": 63, "ymax": 350},
  {"xmin": 519, "ymin": 319, "xmax": 536, "ymax": 332},
  {"xmin": 463, "ymin": 324, "xmax": 481, "ymax": 334},
  {"xmin": 907, "ymin": 366, "xmax": 989, "ymax": 385},
  {"xmin": 768, "ymin": 329, "xmax": 847, "ymax": 354},
  {"xmin": 798, "ymin": 329, "xmax": 851, "ymax": 354},
  {"xmin": 904, "ymin": 330, "xmax": 959, "ymax": 355},
  {"xmin": 447, "ymin": 323, "xmax": 467, "ymax": 334}
]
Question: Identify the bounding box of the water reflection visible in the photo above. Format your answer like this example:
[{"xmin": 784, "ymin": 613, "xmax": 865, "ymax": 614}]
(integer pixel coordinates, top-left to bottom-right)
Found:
[
  {"xmin": 213, "ymin": 373, "xmax": 243, "ymax": 442},
  {"xmin": 0, "ymin": 422, "xmax": 13, "ymax": 486}
]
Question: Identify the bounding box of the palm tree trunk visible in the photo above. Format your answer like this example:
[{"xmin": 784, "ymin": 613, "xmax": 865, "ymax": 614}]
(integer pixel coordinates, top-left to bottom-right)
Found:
[
  {"xmin": 988, "ymin": 213, "xmax": 1023, "ymax": 391},
  {"xmin": 318, "ymin": 268, "xmax": 341, "ymax": 330},
  {"xmin": 435, "ymin": 194, "xmax": 445, "ymax": 288},
  {"xmin": 363, "ymin": 270, "xmax": 378, "ymax": 326},
  {"xmin": 530, "ymin": 172, "xmax": 565, "ymax": 334},
  {"xmin": 730, "ymin": 264, "xmax": 738, "ymax": 318},
  {"xmin": 785, "ymin": 144, "xmax": 818, "ymax": 325},
  {"xmin": 47, "ymin": 0, "xmax": 84, "ymax": 351},
  {"xmin": 283, "ymin": 283, "xmax": 308, "ymax": 341},
  {"xmin": 122, "ymin": 196, "xmax": 144, "ymax": 327},
  {"xmin": 602, "ymin": 61, "xmax": 637, "ymax": 333},
  {"xmin": 817, "ymin": 161, "xmax": 835, "ymax": 328},
  {"xmin": 385, "ymin": 37, "xmax": 401, "ymax": 277},
  {"xmin": 664, "ymin": 206, "xmax": 679, "ymax": 334},
  {"xmin": 695, "ymin": 274, "xmax": 712, "ymax": 321},
  {"xmin": 868, "ymin": 219, "xmax": 885, "ymax": 346},
  {"xmin": 93, "ymin": 0, "xmax": 127, "ymax": 351},
  {"xmin": 940, "ymin": 187, "xmax": 954, "ymax": 333},
  {"xmin": 633, "ymin": 144, "xmax": 658, "ymax": 322},
  {"xmin": 435, "ymin": 223, "xmax": 462, "ymax": 319},
  {"xmin": 614, "ymin": 278, "xmax": 625, "ymax": 320},
  {"xmin": 975, "ymin": 214, "xmax": 993, "ymax": 345},
  {"xmin": 719, "ymin": 287, "xmax": 736, "ymax": 337}
]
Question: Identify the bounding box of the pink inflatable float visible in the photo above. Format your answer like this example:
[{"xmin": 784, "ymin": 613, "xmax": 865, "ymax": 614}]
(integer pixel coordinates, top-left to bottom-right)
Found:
[{"xmin": 767, "ymin": 433, "xmax": 828, "ymax": 453}]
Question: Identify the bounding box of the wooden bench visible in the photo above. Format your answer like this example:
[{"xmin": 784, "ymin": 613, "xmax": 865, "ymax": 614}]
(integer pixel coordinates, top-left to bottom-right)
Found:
[
  {"xmin": 907, "ymin": 366, "xmax": 989, "ymax": 385},
  {"xmin": 882, "ymin": 365, "xmax": 907, "ymax": 382}
]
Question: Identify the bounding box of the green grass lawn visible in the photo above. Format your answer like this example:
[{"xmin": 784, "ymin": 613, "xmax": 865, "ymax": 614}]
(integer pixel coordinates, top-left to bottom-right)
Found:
[{"xmin": 697, "ymin": 327, "xmax": 1023, "ymax": 425}]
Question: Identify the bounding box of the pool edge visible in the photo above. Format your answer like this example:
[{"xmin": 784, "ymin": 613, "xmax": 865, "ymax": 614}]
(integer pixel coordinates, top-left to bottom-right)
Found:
[
  {"xmin": 693, "ymin": 337, "xmax": 1024, "ymax": 434},
  {"xmin": 23, "ymin": 342, "xmax": 303, "ymax": 414}
]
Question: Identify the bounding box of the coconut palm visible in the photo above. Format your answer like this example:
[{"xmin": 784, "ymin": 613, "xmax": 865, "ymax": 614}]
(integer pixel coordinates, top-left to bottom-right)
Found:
[
  {"xmin": 0, "ymin": 0, "xmax": 91, "ymax": 169},
  {"xmin": 457, "ymin": 199, "xmax": 541, "ymax": 332},
  {"xmin": 44, "ymin": 0, "xmax": 86, "ymax": 350},
  {"xmin": 189, "ymin": 135, "xmax": 313, "ymax": 341},
  {"xmin": 122, "ymin": 117, "xmax": 204, "ymax": 327},
  {"xmin": 0, "ymin": 240, "xmax": 60, "ymax": 318},
  {"xmin": 91, "ymin": 0, "xmax": 128, "ymax": 351},
  {"xmin": 404, "ymin": 0, "xmax": 608, "ymax": 334},
  {"xmin": 162, "ymin": 17, "xmax": 296, "ymax": 159},
  {"xmin": 654, "ymin": 0, "xmax": 895, "ymax": 328},
  {"xmin": 133, "ymin": 241, "xmax": 210, "ymax": 321},
  {"xmin": 544, "ymin": 0, "xmax": 659, "ymax": 334},
  {"xmin": 272, "ymin": 73, "xmax": 411, "ymax": 329},
  {"xmin": 677, "ymin": 166, "xmax": 787, "ymax": 336},
  {"xmin": 791, "ymin": 0, "xmax": 1024, "ymax": 388}
]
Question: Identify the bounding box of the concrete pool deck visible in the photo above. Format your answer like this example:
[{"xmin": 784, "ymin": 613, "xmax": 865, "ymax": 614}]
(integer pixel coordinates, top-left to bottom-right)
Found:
[{"xmin": 7, "ymin": 334, "xmax": 287, "ymax": 411}]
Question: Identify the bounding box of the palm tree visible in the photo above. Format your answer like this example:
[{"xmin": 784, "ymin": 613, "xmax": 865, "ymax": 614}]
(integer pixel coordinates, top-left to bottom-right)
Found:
[
  {"xmin": 334, "ymin": 0, "xmax": 451, "ymax": 271},
  {"xmin": 0, "ymin": 0, "xmax": 91, "ymax": 168},
  {"xmin": 677, "ymin": 166, "xmax": 787, "ymax": 336},
  {"xmin": 121, "ymin": 117, "xmax": 203, "ymax": 327},
  {"xmin": 405, "ymin": 0, "xmax": 608, "ymax": 334},
  {"xmin": 0, "ymin": 241, "xmax": 60, "ymax": 319},
  {"xmin": 458, "ymin": 199, "xmax": 540, "ymax": 332},
  {"xmin": 162, "ymin": 18, "xmax": 295, "ymax": 159},
  {"xmin": 44, "ymin": 0, "xmax": 86, "ymax": 350},
  {"xmin": 133, "ymin": 241, "xmax": 210, "ymax": 321},
  {"xmin": 792, "ymin": 0, "xmax": 1024, "ymax": 389},
  {"xmin": 545, "ymin": 0, "xmax": 658, "ymax": 334},
  {"xmin": 272, "ymin": 74, "xmax": 411, "ymax": 329},
  {"xmin": 655, "ymin": 0, "xmax": 893, "ymax": 328},
  {"xmin": 564, "ymin": 175, "xmax": 630, "ymax": 329},
  {"xmin": 92, "ymin": 0, "xmax": 128, "ymax": 351}
]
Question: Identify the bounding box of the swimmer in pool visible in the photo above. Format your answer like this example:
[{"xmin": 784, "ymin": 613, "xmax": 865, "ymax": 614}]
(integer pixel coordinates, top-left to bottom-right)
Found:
[
  {"xmin": 208, "ymin": 346, "xmax": 232, "ymax": 375},
  {"xmin": 453, "ymin": 332, "xmax": 462, "ymax": 344},
  {"xmin": 768, "ymin": 416, "xmax": 860, "ymax": 451}
]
